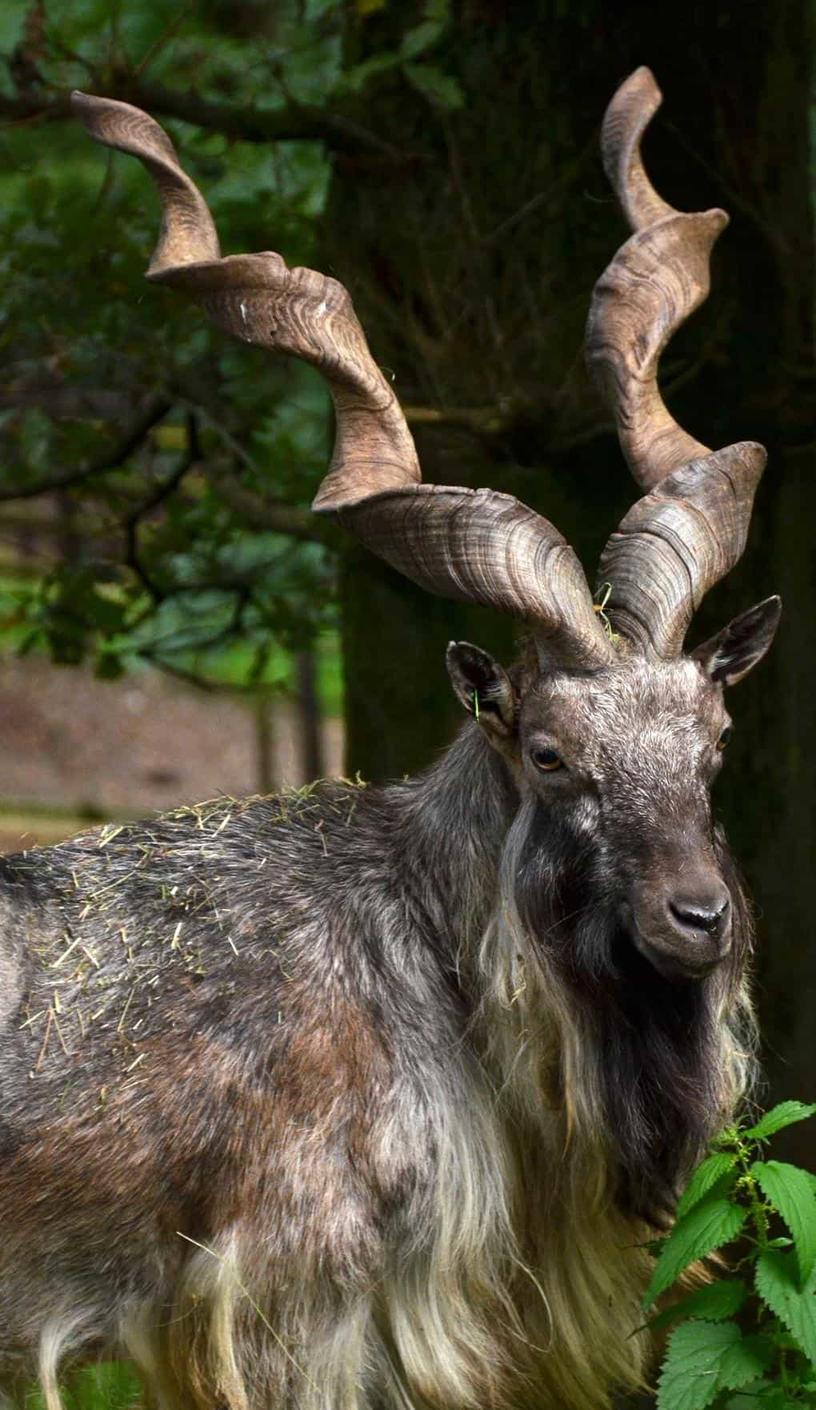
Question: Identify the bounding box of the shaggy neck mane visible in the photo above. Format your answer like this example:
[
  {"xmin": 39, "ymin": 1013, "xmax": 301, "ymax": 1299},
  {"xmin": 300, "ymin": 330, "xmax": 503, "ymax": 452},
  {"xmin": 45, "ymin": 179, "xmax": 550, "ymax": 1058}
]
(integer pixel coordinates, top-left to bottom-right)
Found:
[{"xmin": 393, "ymin": 725, "xmax": 756, "ymax": 1225}]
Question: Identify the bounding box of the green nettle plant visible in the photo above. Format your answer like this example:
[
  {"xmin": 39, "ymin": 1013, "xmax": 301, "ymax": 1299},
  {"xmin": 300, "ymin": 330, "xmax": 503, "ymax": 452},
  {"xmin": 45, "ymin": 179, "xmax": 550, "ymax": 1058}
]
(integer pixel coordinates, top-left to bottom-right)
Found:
[{"xmin": 647, "ymin": 1102, "xmax": 816, "ymax": 1410}]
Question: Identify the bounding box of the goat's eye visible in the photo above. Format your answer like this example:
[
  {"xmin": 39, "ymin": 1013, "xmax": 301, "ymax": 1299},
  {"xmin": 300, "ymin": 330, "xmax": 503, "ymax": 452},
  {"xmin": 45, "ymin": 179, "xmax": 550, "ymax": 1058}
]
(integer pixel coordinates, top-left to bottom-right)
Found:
[
  {"xmin": 717, "ymin": 725, "xmax": 733, "ymax": 751},
  {"xmin": 531, "ymin": 747, "xmax": 562, "ymax": 772}
]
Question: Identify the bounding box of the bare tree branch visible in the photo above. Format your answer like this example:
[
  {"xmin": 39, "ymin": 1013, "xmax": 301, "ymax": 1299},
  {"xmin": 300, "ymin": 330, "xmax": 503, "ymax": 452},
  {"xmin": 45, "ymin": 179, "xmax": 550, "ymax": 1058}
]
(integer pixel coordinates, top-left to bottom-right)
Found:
[
  {"xmin": 183, "ymin": 403, "xmax": 340, "ymax": 548},
  {"xmin": 0, "ymin": 384, "xmax": 339, "ymax": 548},
  {"xmin": 0, "ymin": 71, "xmax": 401, "ymax": 157},
  {"xmin": 207, "ymin": 464, "xmax": 339, "ymax": 549},
  {"xmin": 0, "ymin": 382, "xmax": 129, "ymax": 419},
  {"xmin": 0, "ymin": 396, "xmax": 172, "ymax": 500},
  {"xmin": 403, "ymin": 404, "xmax": 510, "ymax": 435},
  {"xmin": 124, "ymin": 412, "xmax": 201, "ymax": 599},
  {"xmin": 129, "ymin": 74, "xmax": 401, "ymax": 158}
]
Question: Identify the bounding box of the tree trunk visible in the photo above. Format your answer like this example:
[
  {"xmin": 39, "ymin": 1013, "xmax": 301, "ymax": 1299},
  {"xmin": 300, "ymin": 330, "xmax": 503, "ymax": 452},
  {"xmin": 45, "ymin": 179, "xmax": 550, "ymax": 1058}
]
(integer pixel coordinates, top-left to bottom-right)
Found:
[
  {"xmin": 254, "ymin": 692, "xmax": 276, "ymax": 796},
  {"xmin": 339, "ymin": 541, "xmax": 516, "ymax": 781},
  {"xmin": 294, "ymin": 648, "xmax": 324, "ymax": 783},
  {"xmin": 326, "ymin": 1, "xmax": 814, "ymax": 1151}
]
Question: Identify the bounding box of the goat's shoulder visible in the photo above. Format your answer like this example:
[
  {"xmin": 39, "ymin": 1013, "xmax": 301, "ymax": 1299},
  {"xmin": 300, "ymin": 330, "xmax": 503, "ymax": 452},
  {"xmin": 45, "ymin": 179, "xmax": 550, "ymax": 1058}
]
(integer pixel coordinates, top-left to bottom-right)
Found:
[{"xmin": 0, "ymin": 780, "xmax": 460, "ymax": 1127}]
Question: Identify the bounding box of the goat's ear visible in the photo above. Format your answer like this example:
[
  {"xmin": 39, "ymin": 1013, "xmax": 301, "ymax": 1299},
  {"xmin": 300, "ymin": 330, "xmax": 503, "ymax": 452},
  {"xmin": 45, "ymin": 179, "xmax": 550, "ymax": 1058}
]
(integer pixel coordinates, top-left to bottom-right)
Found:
[
  {"xmin": 446, "ymin": 641, "xmax": 517, "ymax": 736},
  {"xmin": 692, "ymin": 596, "xmax": 782, "ymax": 686}
]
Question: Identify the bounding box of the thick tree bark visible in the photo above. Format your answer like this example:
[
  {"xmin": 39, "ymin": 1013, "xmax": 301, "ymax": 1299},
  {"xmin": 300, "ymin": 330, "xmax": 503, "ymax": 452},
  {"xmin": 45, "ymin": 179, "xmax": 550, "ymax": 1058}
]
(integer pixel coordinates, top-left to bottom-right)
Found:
[
  {"xmin": 294, "ymin": 649, "xmax": 324, "ymax": 783},
  {"xmin": 339, "ymin": 542, "xmax": 515, "ymax": 781},
  {"xmin": 254, "ymin": 693, "xmax": 276, "ymax": 796},
  {"xmin": 326, "ymin": 2, "xmax": 814, "ymax": 1149}
]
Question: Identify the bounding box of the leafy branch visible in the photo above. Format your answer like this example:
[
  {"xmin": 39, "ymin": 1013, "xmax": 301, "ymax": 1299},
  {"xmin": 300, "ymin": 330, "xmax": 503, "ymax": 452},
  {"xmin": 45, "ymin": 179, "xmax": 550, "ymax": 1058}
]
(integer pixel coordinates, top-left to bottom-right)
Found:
[
  {"xmin": 0, "ymin": 397, "xmax": 172, "ymax": 501},
  {"xmin": 0, "ymin": 71, "xmax": 402, "ymax": 158}
]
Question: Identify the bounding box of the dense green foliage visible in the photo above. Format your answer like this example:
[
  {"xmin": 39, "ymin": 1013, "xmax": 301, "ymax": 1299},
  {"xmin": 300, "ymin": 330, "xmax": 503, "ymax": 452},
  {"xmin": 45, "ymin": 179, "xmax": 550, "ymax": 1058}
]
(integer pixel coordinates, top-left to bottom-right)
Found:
[
  {"xmin": 0, "ymin": 0, "xmax": 470, "ymax": 704},
  {"xmin": 648, "ymin": 1103, "xmax": 816, "ymax": 1409},
  {"xmin": 0, "ymin": 0, "xmax": 345, "ymax": 688}
]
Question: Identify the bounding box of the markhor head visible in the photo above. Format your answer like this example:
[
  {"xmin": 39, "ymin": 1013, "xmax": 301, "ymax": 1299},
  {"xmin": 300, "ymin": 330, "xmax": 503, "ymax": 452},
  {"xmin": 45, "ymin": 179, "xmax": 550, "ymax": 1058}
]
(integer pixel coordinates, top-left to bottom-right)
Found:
[{"xmin": 449, "ymin": 608, "xmax": 777, "ymax": 988}]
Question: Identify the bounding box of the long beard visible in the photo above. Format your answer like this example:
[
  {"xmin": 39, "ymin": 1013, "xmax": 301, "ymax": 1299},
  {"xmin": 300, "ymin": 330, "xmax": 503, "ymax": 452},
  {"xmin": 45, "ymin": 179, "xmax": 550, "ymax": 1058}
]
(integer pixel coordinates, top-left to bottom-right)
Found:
[
  {"xmin": 591, "ymin": 936, "xmax": 727, "ymax": 1220},
  {"xmin": 512, "ymin": 806, "xmax": 755, "ymax": 1223}
]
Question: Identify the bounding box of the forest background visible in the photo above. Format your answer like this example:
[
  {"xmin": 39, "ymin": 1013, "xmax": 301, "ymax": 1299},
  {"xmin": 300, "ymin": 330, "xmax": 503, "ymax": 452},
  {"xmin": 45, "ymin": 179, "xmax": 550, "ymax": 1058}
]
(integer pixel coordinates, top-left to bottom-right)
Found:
[{"xmin": 0, "ymin": 0, "xmax": 813, "ymax": 1163}]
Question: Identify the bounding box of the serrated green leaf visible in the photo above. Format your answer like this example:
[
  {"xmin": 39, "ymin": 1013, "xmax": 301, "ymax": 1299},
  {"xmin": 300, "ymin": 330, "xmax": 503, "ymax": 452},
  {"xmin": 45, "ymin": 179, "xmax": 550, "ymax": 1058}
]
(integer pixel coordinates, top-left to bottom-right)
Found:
[
  {"xmin": 753, "ymin": 1160, "xmax": 816, "ymax": 1285},
  {"xmin": 743, "ymin": 1102, "xmax": 816, "ymax": 1140},
  {"xmin": 657, "ymin": 1321, "xmax": 740, "ymax": 1410},
  {"xmin": 755, "ymin": 1248, "xmax": 816, "ymax": 1362},
  {"xmin": 650, "ymin": 1279, "xmax": 747, "ymax": 1332},
  {"xmin": 676, "ymin": 1152, "xmax": 739, "ymax": 1219},
  {"xmin": 644, "ymin": 1197, "xmax": 748, "ymax": 1308},
  {"xmin": 717, "ymin": 1333, "xmax": 774, "ymax": 1391}
]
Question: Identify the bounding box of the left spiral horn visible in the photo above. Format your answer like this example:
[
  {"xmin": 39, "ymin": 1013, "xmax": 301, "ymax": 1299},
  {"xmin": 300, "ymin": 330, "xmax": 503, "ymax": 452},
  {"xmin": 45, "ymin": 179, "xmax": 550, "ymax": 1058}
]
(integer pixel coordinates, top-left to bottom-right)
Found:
[
  {"xmin": 73, "ymin": 92, "xmax": 614, "ymax": 670},
  {"xmin": 72, "ymin": 91, "xmax": 221, "ymax": 274}
]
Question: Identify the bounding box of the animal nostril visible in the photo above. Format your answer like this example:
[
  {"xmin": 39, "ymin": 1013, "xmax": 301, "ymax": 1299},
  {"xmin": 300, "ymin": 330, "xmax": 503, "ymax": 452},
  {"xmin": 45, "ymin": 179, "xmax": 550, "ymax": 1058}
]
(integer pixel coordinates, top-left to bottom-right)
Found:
[{"xmin": 669, "ymin": 895, "xmax": 730, "ymax": 936}]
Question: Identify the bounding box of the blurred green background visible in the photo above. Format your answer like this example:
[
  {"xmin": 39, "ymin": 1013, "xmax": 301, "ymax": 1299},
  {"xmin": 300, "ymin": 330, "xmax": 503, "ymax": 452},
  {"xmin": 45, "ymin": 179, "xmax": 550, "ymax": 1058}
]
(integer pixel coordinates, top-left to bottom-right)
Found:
[{"xmin": 0, "ymin": 0, "xmax": 813, "ymax": 1403}]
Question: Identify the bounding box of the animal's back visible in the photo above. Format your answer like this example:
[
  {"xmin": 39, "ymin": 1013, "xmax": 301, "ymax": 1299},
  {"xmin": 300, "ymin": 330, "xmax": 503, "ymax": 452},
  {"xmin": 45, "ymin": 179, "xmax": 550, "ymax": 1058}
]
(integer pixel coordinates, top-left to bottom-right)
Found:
[
  {"xmin": 1, "ymin": 782, "xmax": 388, "ymax": 1106},
  {"xmin": 0, "ymin": 782, "xmax": 469, "ymax": 1407}
]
